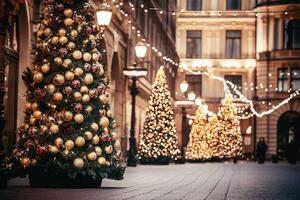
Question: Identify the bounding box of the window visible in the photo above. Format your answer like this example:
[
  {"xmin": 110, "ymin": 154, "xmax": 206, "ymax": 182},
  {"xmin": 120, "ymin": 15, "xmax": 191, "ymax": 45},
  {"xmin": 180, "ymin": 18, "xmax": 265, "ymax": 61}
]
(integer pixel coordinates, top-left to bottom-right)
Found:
[
  {"xmin": 291, "ymin": 68, "xmax": 300, "ymax": 91},
  {"xmin": 274, "ymin": 18, "xmax": 279, "ymax": 50},
  {"xmin": 224, "ymin": 75, "xmax": 242, "ymax": 97},
  {"xmin": 186, "ymin": 31, "xmax": 201, "ymax": 58},
  {"xmin": 278, "ymin": 68, "xmax": 288, "ymax": 92},
  {"xmin": 187, "ymin": 0, "xmax": 202, "ymax": 10},
  {"xmin": 226, "ymin": 30, "xmax": 241, "ymax": 59},
  {"xmin": 283, "ymin": 19, "xmax": 300, "ymax": 49},
  {"xmin": 186, "ymin": 75, "xmax": 202, "ymax": 97},
  {"xmin": 226, "ymin": 0, "xmax": 241, "ymax": 10}
]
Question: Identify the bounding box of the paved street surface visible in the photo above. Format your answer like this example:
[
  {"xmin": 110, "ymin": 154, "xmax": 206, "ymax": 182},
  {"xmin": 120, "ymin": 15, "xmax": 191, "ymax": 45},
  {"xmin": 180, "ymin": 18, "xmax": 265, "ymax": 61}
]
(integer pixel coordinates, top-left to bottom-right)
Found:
[{"xmin": 1, "ymin": 162, "xmax": 300, "ymax": 200}]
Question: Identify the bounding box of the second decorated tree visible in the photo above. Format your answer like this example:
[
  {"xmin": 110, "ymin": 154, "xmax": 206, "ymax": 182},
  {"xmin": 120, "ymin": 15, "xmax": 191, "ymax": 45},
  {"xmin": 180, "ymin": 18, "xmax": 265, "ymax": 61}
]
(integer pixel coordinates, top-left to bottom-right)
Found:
[
  {"xmin": 217, "ymin": 95, "xmax": 244, "ymax": 159},
  {"xmin": 186, "ymin": 105, "xmax": 211, "ymax": 161},
  {"xmin": 138, "ymin": 67, "xmax": 180, "ymax": 164}
]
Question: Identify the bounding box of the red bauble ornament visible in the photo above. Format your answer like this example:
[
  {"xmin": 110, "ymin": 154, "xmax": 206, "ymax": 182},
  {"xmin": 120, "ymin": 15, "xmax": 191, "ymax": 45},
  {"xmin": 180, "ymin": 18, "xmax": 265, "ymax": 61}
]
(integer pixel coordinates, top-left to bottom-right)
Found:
[
  {"xmin": 25, "ymin": 140, "xmax": 35, "ymax": 150},
  {"xmin": 84, "ymin": 63, "xmax": 92, "ymax": 72},
  {"xmin": 65, "ymin": 0, "xmax": 74, "ymax": 4},
  {"xmin": 55, "ymin": 4, "xmax": 64, "ymax": 11},
  {"xmin": 35, "ymin": 88, "xmax": 45, "ymax": 97},
  {"xmin": 101, "ymin": 134, "xmax": 111, "ymax": 142},
  {"xmin": 73, "ymin": 103, "xmax": 83, "ymax": 113},
  {"xmin": 36, "ymin": 145, "xmax": 47, "ymax": 156},
  {"xmin": 59, "ymin": 48, "xmax": 68, "ymax": 57},
  {"xmin": 71, "ymin": 79, "xmax": 81, "ymax": 89}
]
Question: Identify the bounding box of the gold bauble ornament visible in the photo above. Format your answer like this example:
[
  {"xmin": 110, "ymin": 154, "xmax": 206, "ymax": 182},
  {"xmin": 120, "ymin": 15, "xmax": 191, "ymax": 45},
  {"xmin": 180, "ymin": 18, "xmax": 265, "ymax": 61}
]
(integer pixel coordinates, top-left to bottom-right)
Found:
[
  {"xmin": 92, "ymin": 53, "xmax": 100, "ymax": 61},
  {"xmin": 53, "ymin": 92, "xmax": 63, "ymax": 102},
  {"xmin": 66, "ymin": 42, "xmax": 75, "ymax": 50},
  {"xmin": 40, "ymin": 125, "xmax": 49, "ymax": 133},
  {"xmin": 59, "ymin": 36, "xmax": 68, "ymax": 45},
  {"xmin": 31, "ymin": 102, "xmax": 39, "ymax": 111},
  {"xmin": 33, "ymin": 72, "xmax": 44, "ymax": 83},
  {"xmin": 73, "ymin": 92, "xmax": 82, "ymax": 102},
  {"xmin": 83, "ymin": 73, "xmax": 93, "ymax": 85},
  {"xmin": 58, "ymin": 28, "xmax": 66, "ymax": 36},
  {"xmin": 111, "ymin": 132, "xmax": 118, "ymax": 141},
  {"xmin": 33, "ymin": 110, "xmax": 42, "ymax": 120},
  {"xmin": 82, "ymin": 94, "xmax": 90, "ymax": 104},
  {"xmin": 73, "ymin": 158, "xmax": 84, "ymax": 169},
  {"xmin": 91, "ymin": 122, "xmax": 99, "ymax": 131},
  {"xmin": 41, "ymin": 63, "xmax": 50, "ymax": 74},
  {"xmin": 29, "ymin": 116, "xmax": 36, "ymax": 124},
  {"xmin": 50, "ymin": 124, "xmax": 59, "ymax": 134},
  {"xmin": 65, "ymin": 71, "xmax": 75, "ymax": 80},
  {"xmin": 63, "ymin": 58, "xmax": 72, "ymax": 68},
  {"xmin": 89, "ymin": 35, "xmax": 96, "ymax": 41},
  {"xmin": 85, "ymin": 105, "xmax": 93, "ymax": 113},
  {"xmin": 95, "ymin": 147, "xmax": 102, "ymax": 156},
  {"xmin": 51, "ymin": 36, "xmax": 59, "ymax": 45},
  {"xmin": 87, "ymin": 152, "xmax": 97, "ymax": 161},
  {"xmin": 77, "ymin": 25, "xmax": 83, "ymax": 32},
  {"xmin": 63, "ymin": 149, "xmax": 70, "ymax": 156},
  {"xmin": 97, "ymin": 157, "xmax": 107, "ymax": 166},
  {"xmin": 64, "ymin": 18, "xmax": 73, "ymax": 26},
  {"xmin": 74, "ymin": 67, "xmax": 84, "ymax": 76},
  {"xmin": 99, "ymin": 94, "xmax": 108, "ymax": 103},
  {"xmin": 99, "ymin": 109, "xmax": 106, "ymax": 116},
  {"xmin": 53, "ymin": 74, "xmax": 65, "ymax": 86},
  {"xmin": 75, "ymin": 136, "xmax": 85, "ymax": 147},
  {"xmin": 83, "ymin": 52, "xmax": 91, "ymax": 62},
  {"xmin": 106, "ymin": 110, "xmax": 113, "ymax": 117},
  {"xmin": 54, "ymin": 137, "xmax": 64, "ymax": 147},
  {"xmin": 25, "ymin": 102, "xmax": 32, "ymax": 110},
  {"xmin": 99, "ymin": 116, "xmax": 109, "ymax": 127},
  {"xmin": 63, "ymin": 8, "xmax": 73, "ymax": 18},
  {"xmin": 114, "ymin": 140, "xmax": 121, "ymax": 150},
  {"xmin": 74, "ymin": 114, "xmax": 84, "ymax": 124},
  {"xmin": 37, "ymin": 30, "xmax": 43, "ymax": 37},
  {"xmin": 43, "ymin": 27, "xmax": 52, "ymax": 36},
  {"xmin": 105, "ymin": 145, "xmax": 113, "ymax": 155},
  {"xmin": 92, "ymin": 135, "xmax": 100, "ymax": 145},
  {"xmin": 31, "ymin": 158, "xmax": 37, "ymax": 166},
  {"xmin": 80, "ymin": 86, "xmax": 89, "ymax": 94},
  {"xmin": 54, "ymin": 57, "xmax": 63, "ymax": 65},
  {"xmin": 72, "ymin": 50, "xmax": 82, "ymax": 60},
  {"xmin": 46, "ymin": 84, "xmax": 56, "ymax": 94},
  {"xmin": 49, "ymin": 145, "xmax": 59, "ymax": 154},
  {"xmin": 84, "ymin": 131, "xmax": 93, "ymax": 140},
  {"xmin": 65, "ymin": 140, "xmax": 75, "ymax": 150},
  {"xmin": 20, "ymin": 157, "xmax": 31, "ymax": 167},
  {"xmin": 70, "ymin": 30, "xmax": 78, "ymax": 38},
  {"xmin": 63, "ymin": 111, "xmax": 73, "ymax": 122}
]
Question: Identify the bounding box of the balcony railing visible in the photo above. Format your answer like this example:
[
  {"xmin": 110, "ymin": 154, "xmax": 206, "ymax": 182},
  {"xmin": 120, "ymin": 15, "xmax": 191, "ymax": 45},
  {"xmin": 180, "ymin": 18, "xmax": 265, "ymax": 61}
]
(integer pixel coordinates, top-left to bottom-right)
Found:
[
  {"xmin": 255, "ymin": 0, "xmax": 300, "ymax": 7},
  {"xmin": 258, "ymin": 50, "xmax": 300, "ymax": 61}
]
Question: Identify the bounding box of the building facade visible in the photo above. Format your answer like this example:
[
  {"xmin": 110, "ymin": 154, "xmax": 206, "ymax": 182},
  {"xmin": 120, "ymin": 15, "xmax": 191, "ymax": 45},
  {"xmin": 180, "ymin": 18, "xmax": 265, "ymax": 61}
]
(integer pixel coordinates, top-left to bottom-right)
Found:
[
  {"xmin": 176, "ymin": 0, "xmax": 300, "ymax": 159},
  {"xmin": 0, "ymin": 0, "xmax": 179, "ymax": 156}
]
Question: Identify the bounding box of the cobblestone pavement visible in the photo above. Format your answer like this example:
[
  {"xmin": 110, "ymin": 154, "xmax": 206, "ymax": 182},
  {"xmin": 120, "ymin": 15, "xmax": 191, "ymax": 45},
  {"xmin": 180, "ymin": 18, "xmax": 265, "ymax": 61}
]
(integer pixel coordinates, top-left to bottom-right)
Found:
[{"xmin": 1, "ymin": 161, "xmax": 300, "ymax": 200}]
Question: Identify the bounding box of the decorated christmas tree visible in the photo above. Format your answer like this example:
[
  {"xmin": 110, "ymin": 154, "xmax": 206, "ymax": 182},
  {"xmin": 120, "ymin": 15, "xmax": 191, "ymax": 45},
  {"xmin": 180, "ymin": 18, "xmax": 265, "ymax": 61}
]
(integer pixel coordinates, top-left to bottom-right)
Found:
[
  {"xmin": 138, "ymin": 66, "xmax": 180, "ymax": 164},
  {"xmin": 6, "ymin": 0, "xmax": 124, "ymax": 187},
  {"xmin": 207, "ymin": 114, "xmax": 221, "ymax": 160},
  {"xmin": 186, "ymin": 105, "xmax": 211, "ymax": 161},
  {"xmin": 217, "ymin": 95, "xmax": 244, "ymax": 159}
]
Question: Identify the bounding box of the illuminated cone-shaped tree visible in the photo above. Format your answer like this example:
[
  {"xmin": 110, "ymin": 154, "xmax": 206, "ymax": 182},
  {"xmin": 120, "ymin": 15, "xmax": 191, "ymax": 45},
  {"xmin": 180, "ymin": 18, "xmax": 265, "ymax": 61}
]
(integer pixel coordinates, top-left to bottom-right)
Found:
[
  {"xmin": 207, "ymin": 114, "xmax": 222, "ymax": 159},
  {"xmin": 138, "ymin": 67, "xmax": 180, "ymax": 164},
  {"xmin": 217, "ymin": 95, "xmax": 244, "ymax": 159},
  {"xmin": 8, "ymin": 0, "xmax": 124, "ymax": 187},
  {"xmin": 186, "ymin": 105, "xmax": 211, "ymax": 161}
]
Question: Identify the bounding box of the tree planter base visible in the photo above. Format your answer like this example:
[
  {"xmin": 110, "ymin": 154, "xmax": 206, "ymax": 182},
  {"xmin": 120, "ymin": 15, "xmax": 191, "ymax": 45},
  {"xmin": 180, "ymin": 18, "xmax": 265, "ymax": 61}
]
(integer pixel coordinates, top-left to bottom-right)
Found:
[
  {"xmin": 29, "ymin": 168, "xmax": 102, "ymax": 188},
  {"xmin": 0, "ymin": 170, "xmax": 8, "ymax": 189},
  {"xmin": 140, "ymin": 157, "xmax": 170, "ymax": 165}
]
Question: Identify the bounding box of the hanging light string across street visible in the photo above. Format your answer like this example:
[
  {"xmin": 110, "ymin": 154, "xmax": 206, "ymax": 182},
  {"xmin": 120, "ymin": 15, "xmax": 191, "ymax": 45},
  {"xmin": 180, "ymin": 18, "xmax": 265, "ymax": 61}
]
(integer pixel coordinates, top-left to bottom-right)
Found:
[{"xmin": 182, "ymin": 67, "xmax": 300, "ymax": 118}]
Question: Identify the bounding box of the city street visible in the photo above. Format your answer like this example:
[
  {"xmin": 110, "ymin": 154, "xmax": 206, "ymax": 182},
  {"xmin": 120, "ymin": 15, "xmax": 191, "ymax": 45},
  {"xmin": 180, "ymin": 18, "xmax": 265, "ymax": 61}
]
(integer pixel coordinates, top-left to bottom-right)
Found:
[{"xmin": 1, "ymin": 162, "xmax": 300, "ymax": 200}]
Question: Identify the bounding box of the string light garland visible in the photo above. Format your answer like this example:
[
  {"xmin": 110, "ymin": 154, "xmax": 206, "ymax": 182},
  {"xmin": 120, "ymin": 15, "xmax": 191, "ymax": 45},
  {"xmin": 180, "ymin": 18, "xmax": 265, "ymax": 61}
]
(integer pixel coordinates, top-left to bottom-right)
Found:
[{"xmin": 182, "ymin": 66, "xmax": 300, "ymax": 118}]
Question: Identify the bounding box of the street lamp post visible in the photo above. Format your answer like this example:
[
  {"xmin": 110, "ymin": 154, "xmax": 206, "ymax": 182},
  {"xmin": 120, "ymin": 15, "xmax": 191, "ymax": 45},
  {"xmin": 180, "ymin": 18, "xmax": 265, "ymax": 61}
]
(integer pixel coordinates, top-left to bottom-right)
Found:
[{"xmin": 123, "ymin": 41, "xmax": 148, "ymax": 167}]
